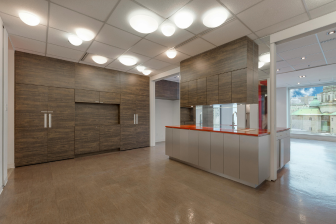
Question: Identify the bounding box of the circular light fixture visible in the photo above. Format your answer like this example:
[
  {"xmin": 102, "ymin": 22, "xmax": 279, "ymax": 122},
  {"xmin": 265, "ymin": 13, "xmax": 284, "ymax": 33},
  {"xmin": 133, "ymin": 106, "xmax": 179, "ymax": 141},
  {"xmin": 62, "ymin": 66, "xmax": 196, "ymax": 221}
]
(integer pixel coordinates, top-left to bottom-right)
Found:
[
  {"xmin": 259, "ymin": 53, "xmax": 270, "ymax": 62},
  {"xmin": 277, "ymin": 69, "xmax": 280, "ymax": 72},
  {"xmin": 203, "ymin": 8, "xmax": 229, "ymax": 28},
  {"xmin": 68, "ymin": 35, "xmax": 83, "ymax": 46},
  {"xmin": 19, "ymin": 12, "xmax": 40, "ymax": 26},
  {"xmin": 76, "ymin": 28, "xmax": 95, "ymax": 41},
  {"xmin": 301, "ymin": 57, "xmax": 306, "ymax": 60},
  {"xmin": 161, "ymin": 23, "xmax": 176, "ymax": 37},
  {"xmin": 137, "ymin": 65, "xmax": 145, "ymax": 72},
  {"xmin": 92, "ymin": 55, "xmax": 108, "ymax": 64},
  {"xmin": 258, "ymin": 61, "xmax": 265, "ymax": 69},
  {"xmin": 130, "ymin": 15, "xmax": 158, "ymax": 34},
  {"xmin": 166, "ymin": 48, "xmax": 177, "ymax": 59},
  {"xmin": 174, "ymin": 12, "xmax": 194, "ymax": 29},
  {"xmin": 119, "ymin": 56, "xmax": 138, "ymax": 66},
  {"xmin": 143, "ymin": 70, "xmax": 152, "ymax": 75},
  {"xmin": 298, "ymin": 82, "xmax": 300, "ymax": 84}
]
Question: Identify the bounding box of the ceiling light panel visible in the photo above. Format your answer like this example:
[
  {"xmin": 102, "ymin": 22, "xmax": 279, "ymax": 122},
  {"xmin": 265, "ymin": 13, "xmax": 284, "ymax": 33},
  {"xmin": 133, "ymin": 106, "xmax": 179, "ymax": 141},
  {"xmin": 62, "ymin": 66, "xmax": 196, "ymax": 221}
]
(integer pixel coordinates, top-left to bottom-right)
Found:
[
  {"xmin": 130, "ymin": 15, "xmax": 159, "ymax": 34},
  {"xmin": 50, "ymin": 0, "xmax": 119, "ymax": 21},
  {"xmin": 9, "ymin": 34, "xmax": 46, "ymax": 55},
  {"xmin": 177, "ymin": 38, "xmax": 215, "ymax": 56},
  {"xmin": 145, "ymin": 28, "xmax": 194, "ymax": 48},
  {"xmin": 130, "ymin": 39, "xmax": 167, "ymax": 58},
  {"xmin": 47, "ymin": 43, "xmax": 84, "ymax": 61},
  {"xmin": 161, "ymin": 22, "xmax": 176, "ymax": 37},
  {"xmin": 119, "ymin": 55, "xmax": 138, "ymax": 66},
  {"xmin": 106, "ymin": 0, "xmax": 164, "ymax": 37},
  {"xmin": 0, "ymin": 0, "xmax": 49, "ymax": 25},
  {"xmin": 107, "ymin": 60, "xmax": 134, "ymax": 71},
  {"xmin": 154, "ymin": 50, "xmax": 190, "ymax": 64},
  {"xmin": 19, "ymin": 12, "xmax": 40, "ymax": 26},
  {"xmin": 236, "ymin": 0, "xmax": 306, "ymax": 32},
  {"xmin": 82, "ymin": 53, "xmax": 112, "ymax": 67},
  {"xmin": 117, "ymin": 51, "xmax": 150, "ymax": 65},
  {"xmin": 87, "ymin": 41, "xmax": 125, "ymax": 60},
  {"xmin": 68, "ymin": 35, "xmax": 83, "ymax": 46},
  {"xmin": 203, "ymin": 8, "xmax": 229, "ymax": 28},
  {"xmin": 0, "ymin": 13, "xmax": 46, "ymax": 42},
  {"xmin": 48, "ymin": 28, "xmax": 91, "ymax": 51},
  {"xmin": 49, "ymin": 3, "xmax": 103, "ymax": 38}
]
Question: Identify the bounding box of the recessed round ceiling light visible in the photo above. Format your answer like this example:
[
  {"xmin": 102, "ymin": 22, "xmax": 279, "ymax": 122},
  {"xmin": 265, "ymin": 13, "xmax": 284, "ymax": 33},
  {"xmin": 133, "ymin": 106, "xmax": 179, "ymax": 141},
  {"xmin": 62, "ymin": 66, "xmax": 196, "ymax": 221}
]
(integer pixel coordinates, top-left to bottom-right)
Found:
[
  {"xmin": 259, "ymin": 53, "xmax": 270, "ymax": 63},
  {"xmin": 174, "ymin": 12, "xmax": 194, "ymax": 29},
  {"xmin": 92, "ymin": 55, "xmax": 108, "ymax": 64},
  {"xmin": 258, "ymin": 61, "xmax": 265, "ymax": 68},
  {"xmin": 277, "ymin": 69, "xmax": 280, "ymax": 72},
  {"xmin": 137, "ymin": 65, "xmax": 145, "ymax": 72},
  {"xmin": 68, "ymin": 35, "xmax": 83, "ymax": 46},
  {"xmin": 19, "ymin": 12, "xmax": 40, "ymax": 26},
  {"xmin": 301, "ymin": 57, "xmax": 306, "ymax": 60},
  {"xmin": 203, "ymin": 8, "xmax": 229, "ymax": 28},
  {"xmin": 328, "ymin": 31, "xmax": 335, "ymax": 35},
  {"xmin": 166, "ymin": 48, "xmax": 177, "ymax": 59},
  {"xmin": 161, "ymin": 23, "xmax": 176, "ymax": 36},
  {"xmin": 298, "ymin": 82, "xmax": 300, "ymax": 84},
  {"xmin": 130, "ymin": 15, "xmax": 158, "ymax": 34},
  {"xmin": 143, "ymin": 70, "xmax": 152, "ymax": 75},
  {"xmin": 76, "ymin": 28, "xmax": 94, "ymax": 41},
  {"xmin": 119, "ymin": 56, "xmax": 138, "ymax": 66}
]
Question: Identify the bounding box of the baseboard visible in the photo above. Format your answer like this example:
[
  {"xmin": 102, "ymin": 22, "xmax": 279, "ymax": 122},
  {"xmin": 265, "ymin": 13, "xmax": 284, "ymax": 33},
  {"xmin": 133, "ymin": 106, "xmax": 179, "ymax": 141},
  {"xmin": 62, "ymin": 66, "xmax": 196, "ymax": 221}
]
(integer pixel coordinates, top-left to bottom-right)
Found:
[
  {"xmin": 7, "ymin": 163, "xmax": 15, "ymax": 169},
  {"xmin": 291, "ymin": 134, "xmax": 336, "ymax": 142}
]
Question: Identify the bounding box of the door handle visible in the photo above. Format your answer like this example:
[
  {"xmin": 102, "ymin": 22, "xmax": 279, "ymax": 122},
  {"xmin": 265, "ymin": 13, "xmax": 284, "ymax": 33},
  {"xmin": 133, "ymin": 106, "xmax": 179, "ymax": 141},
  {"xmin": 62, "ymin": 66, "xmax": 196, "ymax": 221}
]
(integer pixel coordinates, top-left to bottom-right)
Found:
[
  {"xmin": 44, "ymin": 113, "xmax": 47, "ymax": 128},
  {"xmin": 134, "ymin": 114, "xmax": 136, "ymax": 124},
  {"xmin": 136, "ymin": 114, "xmax": 138, "ymax": 124},
  {"xmin": 49, "ymin": 113, "xmax": 52, "ymax": 128}
]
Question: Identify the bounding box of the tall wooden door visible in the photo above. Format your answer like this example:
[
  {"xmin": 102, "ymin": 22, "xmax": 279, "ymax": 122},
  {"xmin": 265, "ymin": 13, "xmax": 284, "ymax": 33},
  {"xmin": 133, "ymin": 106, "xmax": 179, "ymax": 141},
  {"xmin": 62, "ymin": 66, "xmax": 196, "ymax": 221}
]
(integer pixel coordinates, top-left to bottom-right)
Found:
[
  {"xmin": 47, "ymin": 87, "xmax": 75, "ymax": 161},
  {"xmin": 15, "ymin": 84, "xmax": 48, "ymax": 166},
  {"xmin": 120, "ymin": 94, "xmax": 136, "ymax": 150},
  {"xmin": 136, "ymin": 94, "xmax": 149, "ymax": 148}
]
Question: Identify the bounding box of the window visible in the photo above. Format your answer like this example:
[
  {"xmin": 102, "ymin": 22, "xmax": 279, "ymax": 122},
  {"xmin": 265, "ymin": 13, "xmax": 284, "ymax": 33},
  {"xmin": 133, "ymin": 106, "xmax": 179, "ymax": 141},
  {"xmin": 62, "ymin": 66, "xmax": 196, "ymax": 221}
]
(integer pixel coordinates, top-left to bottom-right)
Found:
[{"xmin": 309, "ymin": 117, "xmax": 312, "ymax": 121}]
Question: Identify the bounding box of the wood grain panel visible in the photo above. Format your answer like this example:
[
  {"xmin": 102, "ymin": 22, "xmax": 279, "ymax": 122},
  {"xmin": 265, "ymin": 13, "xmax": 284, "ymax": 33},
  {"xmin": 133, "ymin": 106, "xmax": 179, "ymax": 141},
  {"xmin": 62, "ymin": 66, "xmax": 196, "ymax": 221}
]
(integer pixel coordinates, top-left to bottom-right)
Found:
[
  {"xmin": 48, "ymin": 87, "xmax": 74, "ymax": 102},
  {"xmin": 247, "ymin": 38, "xmax": 254, "ymax": 71},
  {"xmin": 136, "ymin": 75, "xmax": 150, "ymax": 96},
  {"xmin": 136, "ymin": 125, "xmax": 149, "ymax": 148},
  {"xmin": 232, "ymin": 68, "xmax": 247, "ymax": 103},
  {"xmin": 48, "ymin": 127, "xmax": 74, "ymax": 161},
  {"xmin": 75, "ymin": 89, "xmax": 99, "ymax": 103},
  {"xmin": 99, "ymin": 92, "xmax": 120, "ymax": 104},
  {"xmin": 219, "ymin": 72, "xmax": 232, "ymax": 104},
  {"xmin": 15, "ymin": 128, "xmax": 48, "ymax": 166},
  {"xmin": 253, "ymin": 42, "xmax": 259, "ymax": 72},
  {"xmin": 180, "ymin": 82, "xmax": 189, "ymax": 107},
  {"xmin": 188, "ymin": 80, "xmax": 197, "ymax": 105},
  {"xmin": 75, "ymin": 103, "xmax": 100, "ymax": 126},
  {"xmin": 121, "ymin": 125, "xmax": 136, "ymax": 150},
  {"xmin": 120, "ymin": 94, "xmax": 136, "ymax": 125},
  {"xmin": 197, "ymin": 78, "xmax": 207, "ymax": 105},
  {"xmin": 120, "ymin": 73, "xmax": 138, "ymax": 95},
  {"xmin": 136, "ymin": 94, "xmax": 149, "ymax": 126},
  {"xmin": 246, "ymin": 68, "xmax": 256, "ymax": 104},
  {"xmin": 15, "ymin": 84, "xmax": 48, "ymax": 128},
  {"xmin": 180, "ymin": 108, "xmax": 194, "ymax": 125},
  {"xmin": 100, "ymin": 125, "xmax": 120, "ymax": 151},
  {"xmin": 155, "ymin": 80, "xmax": 179, "ymax": 100},
  {"xmin": 75, "ymin": 64, "xmax": 120, "ymax": 93},
  {"xmin": 49, "ymin": 102, "xmax": 75, "ymax": 128},
  {"xmin": 206, "ymin": 75, "xmax": 219, "ymax": 105},
  {"xmin": 99, "ymin": 104, "xmax": 119, "ymax": 126},
  {"xmin": 75, "ymin": 126, "xmax": 99, "ymax": 155}
]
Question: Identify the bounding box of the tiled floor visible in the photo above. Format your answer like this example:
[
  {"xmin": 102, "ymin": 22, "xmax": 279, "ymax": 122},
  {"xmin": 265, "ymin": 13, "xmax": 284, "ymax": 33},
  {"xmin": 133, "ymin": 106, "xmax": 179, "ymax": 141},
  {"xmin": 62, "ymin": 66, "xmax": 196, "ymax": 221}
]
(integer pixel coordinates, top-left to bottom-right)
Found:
[{"xmin": 0, "ymin": 139, "xmax": 335, "ymax": 224}]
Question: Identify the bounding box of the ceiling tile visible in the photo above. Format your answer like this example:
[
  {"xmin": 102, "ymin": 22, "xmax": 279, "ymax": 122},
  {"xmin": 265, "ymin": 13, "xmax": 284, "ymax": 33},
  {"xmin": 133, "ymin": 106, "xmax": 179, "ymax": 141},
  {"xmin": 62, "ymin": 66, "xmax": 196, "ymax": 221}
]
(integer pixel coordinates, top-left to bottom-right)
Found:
[
  {"xmin": 51, "ymin": 0, "xmax": 119, "ymax": 21},
  {"xmin": 169, "ymin": 0, "xmax": 233, "ymax": 35},
  {"xmin": 81, "ymin": 53, "xmax": 114, "ymax": 67},
  {"xmin": 0, "ymin": 13, "xmax": 46, "ymax": 42},
  {"xmin": 130, "ymin": 39, "xmax": 167, "ymax": 57},
  {"xmin": 177, "ymin": 38, "xmax": 215, "ymax": 56},
  {"xmin": 15, "ymin": 48, "xmax": 45, "ymax": 56},
  {"xmin": 237, "ymin": 0, "xmax": 305, "ymax": 32},
  {"xmin": 49, "ymin": 3, "xmax": 103, "ymax": 36},
  {"xmin": 47, "ymin": 54, "xmax": 79, "ymax": 63},
  {"xmin": 304, "ymin": 0, "xmax": 334, "ymax": 10},
  {"xmin": 278, "ymin": 43, "xmax": 322, "ymax": 60},
  {"xmin": 145, "ymin": 24, "xmax": 194, "ymax": 48},
  {"xmin": 126, "ymin": 67, "xmax": 144, "ymax": 75},
  {"xmin": 0, "ymin": 0, "xmax": 49, "ymax": 25},
  {"xmin": 118, "ymin": 51, "xmax": 151, "ymax": 65},
  {"xmin": 47, "ymin": 44, "xmax": 84, "ymax": 61},
  {"xmin": 87, "ymin": 41, "xmax": 124, "ymax": 60},
  {"xmin": 277, "ymin": 66, "xmax": 295, "ymax": 74},
  {"xmin": 255, "ymin": 13, "xmax": 309, "ymax": 37},
  {"xmin": 156, "ymin": 64, "xmax": 180, "ymax": 74},
  {"xmin": 276, "ymin": 60, "xmax": 290, "ymax": 69},
  {"xmin": 286, "ymin": 53, "xmax": 325, "ymax": 66},
  {"xmin": 276, "ymin": 34, "xmax": 317, "ymax": 53},
  {"xmin": 154, "ymin": 50, "xmax": 190, "ymax": 64},
  {"xmin": 292, "ymin": 59, "xmax": 326, "ymax": 70},
  {"xmin": 324, "ymin": 49, "xmax": 336, "ymax": 59},
  {"xmin": 309, "ymin": 1, "xmax": 336, "ymax": 19},
  {"xmin": 247, "ymin": 33, "xmax": 259, "ymax": 40},
  {"xmin": 106, "ymin": 60, "xmax": 134, "ymax": 72},
  {"xmin": 106, "ymin": 0, "xmax": 165, "ymax": 37},
  {"xmin": 320, "ymin": 39, "xmax": 336, "ymax": 52},
  {"xmin": 134, "ymin": 0, "xmax": 190, "ymax": 18},
  {"xmin": 316, "ymin": 26, "xmax": 336, "ymax": 42},
  {"xmin": 220, "ymin": 0, "xmax": 262, "ymax": 14},
  {"xmin": 95, "ymin": 24, "xmax": 141, "ymax": 50},
  {"xmin": 202, "ymin": 20, "xmax": 251, "ymax": 46},
  {"xmin": 326, "ymin": 56, "xmax": 336, "ymax": 64},
  {"xmin": 9, "ymin": 34, "xmax": 45, "ymax": 54},
  {"xmin": 48, "ymin": 28, "xmax": 91, "ymax": 51},
  {"xmin": 142, "ymin": 59, "xmax": 171, "ymax": 70}
]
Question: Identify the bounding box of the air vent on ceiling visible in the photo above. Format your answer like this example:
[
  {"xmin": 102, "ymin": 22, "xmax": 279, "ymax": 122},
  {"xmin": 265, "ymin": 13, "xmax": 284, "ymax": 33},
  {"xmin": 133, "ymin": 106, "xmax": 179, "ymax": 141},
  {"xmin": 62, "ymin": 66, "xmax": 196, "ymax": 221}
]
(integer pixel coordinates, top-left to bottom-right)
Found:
[
  {"xmin": 175, "ymin": 36, "xmax": 199, "ymax": 48},
  {"xmin": 80, "ymin": 52, "xmax": 89, "ymax": 61}
]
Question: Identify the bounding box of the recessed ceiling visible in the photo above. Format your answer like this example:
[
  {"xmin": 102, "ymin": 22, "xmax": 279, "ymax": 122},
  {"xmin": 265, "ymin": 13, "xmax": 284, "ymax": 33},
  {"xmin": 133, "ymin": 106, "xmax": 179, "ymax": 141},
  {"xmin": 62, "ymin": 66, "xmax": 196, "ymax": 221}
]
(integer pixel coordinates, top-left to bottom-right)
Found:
[{"xmin": 2, "ymin": 0, "xmax": 336, "ymax": 76}]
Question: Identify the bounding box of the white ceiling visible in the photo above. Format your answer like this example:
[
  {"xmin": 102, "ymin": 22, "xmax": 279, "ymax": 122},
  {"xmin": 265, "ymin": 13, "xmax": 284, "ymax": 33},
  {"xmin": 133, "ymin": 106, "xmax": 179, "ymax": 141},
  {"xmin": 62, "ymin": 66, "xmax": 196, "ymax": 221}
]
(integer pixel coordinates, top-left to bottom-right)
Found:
[{"xmin": 1, "ymin": 0, "xmax": 336, "ymax": 76}]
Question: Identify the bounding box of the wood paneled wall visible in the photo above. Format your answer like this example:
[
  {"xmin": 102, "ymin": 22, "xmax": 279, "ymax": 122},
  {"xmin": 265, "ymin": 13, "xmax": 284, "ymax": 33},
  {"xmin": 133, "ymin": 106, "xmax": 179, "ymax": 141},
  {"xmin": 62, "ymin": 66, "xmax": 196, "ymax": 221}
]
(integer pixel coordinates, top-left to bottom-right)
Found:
[{"xmin": 155, "ymin": 80, "xmax": 179, "ymax": 100}]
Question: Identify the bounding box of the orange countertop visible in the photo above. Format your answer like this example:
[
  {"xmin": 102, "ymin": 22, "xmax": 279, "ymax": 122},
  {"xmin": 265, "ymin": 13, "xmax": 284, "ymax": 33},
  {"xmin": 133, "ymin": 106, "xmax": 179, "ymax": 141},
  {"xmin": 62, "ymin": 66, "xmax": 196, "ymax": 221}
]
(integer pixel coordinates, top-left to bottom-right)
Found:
[{"xmin": 165, "ymin": 125, "xmax": 290, "ymax": 137}]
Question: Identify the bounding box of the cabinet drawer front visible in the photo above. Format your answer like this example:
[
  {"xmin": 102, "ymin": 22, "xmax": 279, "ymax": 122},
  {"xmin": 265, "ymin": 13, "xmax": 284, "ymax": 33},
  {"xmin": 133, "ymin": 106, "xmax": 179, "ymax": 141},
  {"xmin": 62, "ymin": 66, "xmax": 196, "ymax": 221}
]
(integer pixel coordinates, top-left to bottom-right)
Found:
[{"xmin": 75, "ymin": 89, "xmax": 99, "ymax": 103}]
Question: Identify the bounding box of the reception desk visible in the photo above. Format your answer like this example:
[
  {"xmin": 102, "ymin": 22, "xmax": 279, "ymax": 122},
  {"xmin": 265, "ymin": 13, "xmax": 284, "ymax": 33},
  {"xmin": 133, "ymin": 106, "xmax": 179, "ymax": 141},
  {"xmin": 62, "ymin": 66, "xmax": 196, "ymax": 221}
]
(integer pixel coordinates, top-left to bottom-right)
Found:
[{"xmin": 165, "ymin": 125, "xmax": 290, "ymax": 188}]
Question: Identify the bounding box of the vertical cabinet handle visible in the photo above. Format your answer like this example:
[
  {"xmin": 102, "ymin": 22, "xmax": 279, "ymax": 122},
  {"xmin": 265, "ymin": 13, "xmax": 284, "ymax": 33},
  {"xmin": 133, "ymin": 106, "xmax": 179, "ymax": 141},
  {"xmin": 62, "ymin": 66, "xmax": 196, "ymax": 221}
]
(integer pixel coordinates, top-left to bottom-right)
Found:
[
  {"xmin": 136, "ymin": 114, "xmax": 138, "ymax": 124},
  {"xmin": 134, "ymin": 114, "xmax": 136, "ymax": 124},
  {"xmin": 44, "ymin": 113, "xmax": 47, "ymax": 128},
  {"xmin": 49, "ymin": 113, "xmax": 52, "ymax": 128}
]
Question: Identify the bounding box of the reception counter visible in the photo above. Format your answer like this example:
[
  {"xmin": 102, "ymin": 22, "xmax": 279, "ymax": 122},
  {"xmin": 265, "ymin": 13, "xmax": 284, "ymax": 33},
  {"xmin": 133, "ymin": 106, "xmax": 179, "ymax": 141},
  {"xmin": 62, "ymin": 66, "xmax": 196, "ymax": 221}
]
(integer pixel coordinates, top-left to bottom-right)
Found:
[{"xmin": 165, "ymin": 125, "xmax": 290, "ymax": 188}]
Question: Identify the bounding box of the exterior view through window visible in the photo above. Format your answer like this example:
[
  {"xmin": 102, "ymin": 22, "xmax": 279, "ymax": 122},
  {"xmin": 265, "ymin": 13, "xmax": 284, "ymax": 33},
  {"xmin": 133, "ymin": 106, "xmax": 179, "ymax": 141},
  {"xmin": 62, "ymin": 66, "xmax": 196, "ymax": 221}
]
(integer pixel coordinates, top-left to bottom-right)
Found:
[{"xmin": 290, "ymin": 85, "xmax": 336, "ymax": 136}]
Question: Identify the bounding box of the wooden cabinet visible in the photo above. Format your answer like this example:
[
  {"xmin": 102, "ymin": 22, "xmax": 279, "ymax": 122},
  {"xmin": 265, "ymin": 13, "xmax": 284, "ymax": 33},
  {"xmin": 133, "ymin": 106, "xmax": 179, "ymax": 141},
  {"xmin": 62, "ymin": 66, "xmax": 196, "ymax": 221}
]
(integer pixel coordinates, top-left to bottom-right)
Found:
[
  {"xmin": 100, "ymin": 125, "xmax": 120, "ymax": 151},
  {"xmin": 197, "ymin": 78, "xmax": 206, "ymax": 105},
  {"xmin": 180, "ymin": 82, "xmax": 189, "ymax": 107},
  {"xmin": 121, "ymin": 125, "xmax": 136, "ymax": 150},
  {"xmin": 75, "ymin": 89, "xmax": 99, "ymax": 103},
  {"xmin": 120, "ymin": 94, "xmax": 136, "ymax": 125},
  {"xmin": 207, "ymin": 75, "xmax": 218, "ymax": 105},
  {"xmin": 210, "ymin": 132, "xmax": 224, "ymax": 174},
  {"xmin": 100, "ymin": 92, "xmax": 120, "ymax": 104},
  {"xmin": 136, "ymin": 125, "xmax": 149, "ymax": 148},
  {"xmin": 48, "ymin": 127, "xmax": 74, "ymax": 161},
  {"xmin": 188, "ymin": 80, "xmax": 197, "ymax": 105},
  {"xmin": 75, "ymin": 126, "xmax": 99, "ymax": 155},
  {"xmin": 219, "ymin": 72, "xmax": 232, "ymax": 104},
  {"xmin": 232, "ymin": 68, "xmax": 257, "ymax": 104}
]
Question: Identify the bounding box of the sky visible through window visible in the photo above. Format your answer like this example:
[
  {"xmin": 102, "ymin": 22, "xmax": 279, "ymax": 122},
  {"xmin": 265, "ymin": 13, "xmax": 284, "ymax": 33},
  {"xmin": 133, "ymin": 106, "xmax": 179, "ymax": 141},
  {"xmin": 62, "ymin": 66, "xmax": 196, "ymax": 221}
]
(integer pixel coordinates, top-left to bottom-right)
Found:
[{"xmin": 290, "ymin": 86, "xmax": 323, "ymax": 98}]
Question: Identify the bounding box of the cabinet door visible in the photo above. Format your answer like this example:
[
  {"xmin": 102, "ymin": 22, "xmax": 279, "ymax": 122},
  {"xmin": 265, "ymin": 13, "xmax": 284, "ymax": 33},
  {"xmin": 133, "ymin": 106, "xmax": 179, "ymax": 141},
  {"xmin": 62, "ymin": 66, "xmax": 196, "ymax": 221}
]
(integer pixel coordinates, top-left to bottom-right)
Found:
[
  {"xmin": 240, "ymin": 135, "xmax": 259, "ymax": 185},
  {"xmin": 207, "ymin": 75, "xmax": 219, "ymax": 105},
  {"xmin": 232, "ymin": 68, "xmax": 247, "ymax": 103},
  {"xmin": 180, "ymin": 82, "xmax": 189, "ymax": 107},
  {"xmin": 120, "ymin": 94, "xmax": 136, "ymax": 125},
  {"xmin": 197, "ymin": 78, "xmax": 207, "ymax": 105},
  {"xmin": 136, "ymin": 125, "xmax": 149, "ymax": 148},
  {"xmin": 136, "ymin": 95, "xmax": 149, "ymax": 126},
  {"xmin": 75, "ymin": 89, "xmax": 99, "ymax": 103},
  {"xmin": 188, "ymin": 130, "xmax": 199, "ymax": 165},
  {"xmin": 224, "ymin": 134, "xmax": 239, "ymax": 179},
  {"xmin": 188, "ymin": 80, "xmax": 197, "ymax": 105},
  {"xmin": 219, "ymin": 72, "xmax": 231, "ymax": 104},
  {"xmin": 199, "ymin": 131, "xmax": 211, "ymax": 170},
  {"xmin": 172, "ymin": 129, "xmax": 180, "ymax": 159},
  {"xmin": 99, "ymin": 92, "xmax": 120, "ymax": 104},
  {"xmin": 48, "ymin": 127, "xmax": 74, "ymax": 161},
  {"xmin": 100, "ymin": 125, "xmax": 120, "ymax": 151},
  {"xmin": 15, "ymin": 84, "xmax": 48, "ymax": 128},
  {"xmin": 180, "ymin": 129, "xmax": 189, "ymax": 162},
  {"xmin": 121, "ymin": 125, "xmax": 137, "ymax": 150},
  {"xmin": 136, "ymin": 75, "xmax": 149, "ymax": 96},
  {"xmin": 165, "ymin": 128, "xmax": 173, "ymax": 156},
  {"xmin": 15, "ymin": 128, "xmax": 48, "ymax": 166},
  {"xmin": 210, "ymin": 132, "xmax": 224, "ymax": 174},
  {"xmin": 75, "ymin": 126, "xmax": 99, "ymax": 155}
]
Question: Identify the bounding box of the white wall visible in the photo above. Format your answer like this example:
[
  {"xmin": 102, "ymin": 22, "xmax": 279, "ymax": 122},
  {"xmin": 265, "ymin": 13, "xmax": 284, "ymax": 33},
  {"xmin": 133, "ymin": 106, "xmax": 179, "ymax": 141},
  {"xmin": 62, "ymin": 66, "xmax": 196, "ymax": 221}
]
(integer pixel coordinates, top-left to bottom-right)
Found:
[
  {"xmin": 276, "ymin": 87, "xmax": 288, "ymax": 128},
  {"xmin": 7, "ymin": 38, "xmax": 14, "ymax": 169},
  {"xmin": 155, "ymin": 99, "xmax": 179, "ymax": 142}
]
